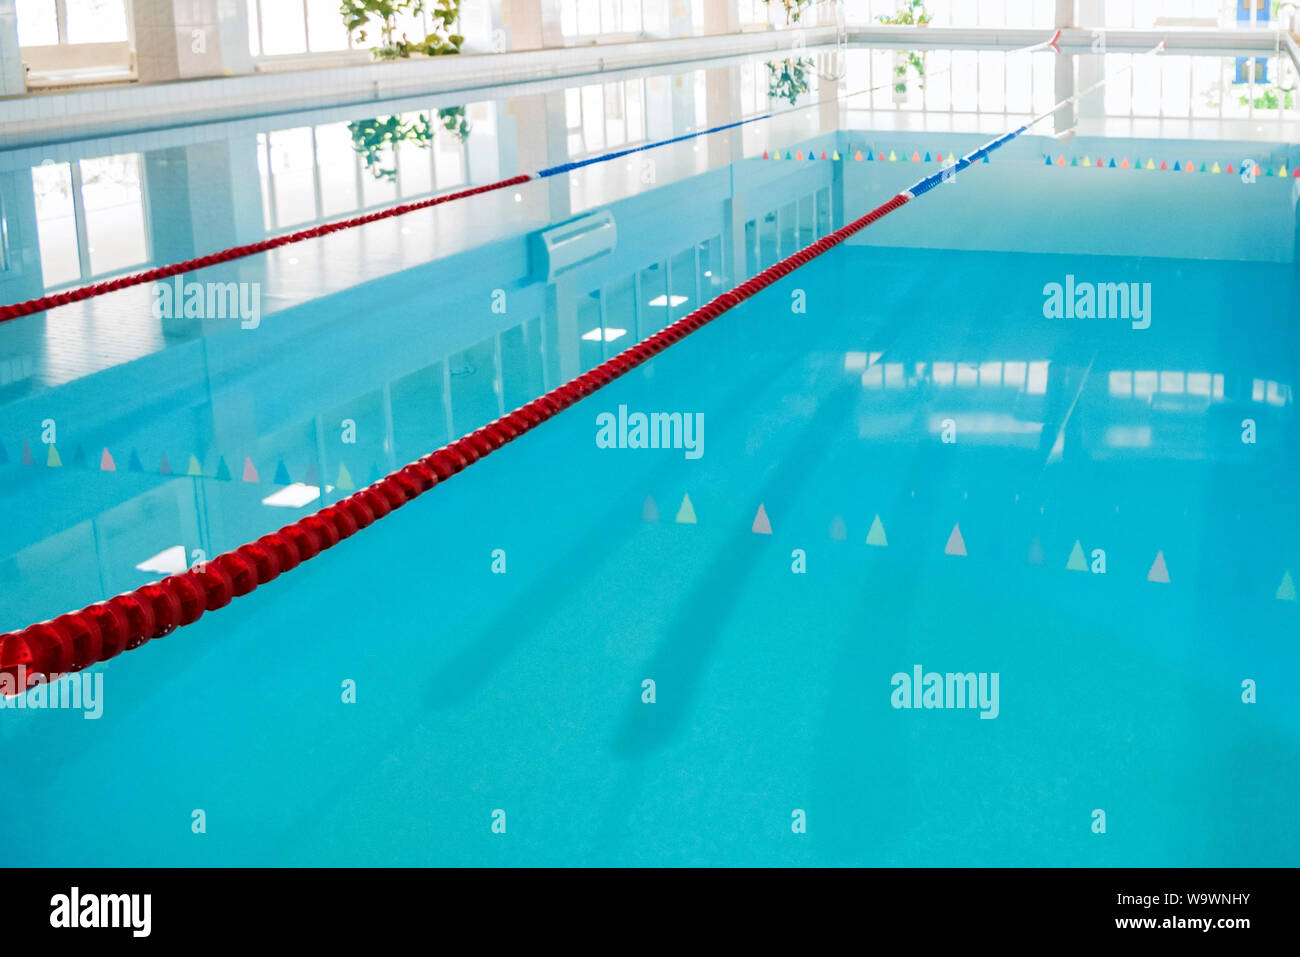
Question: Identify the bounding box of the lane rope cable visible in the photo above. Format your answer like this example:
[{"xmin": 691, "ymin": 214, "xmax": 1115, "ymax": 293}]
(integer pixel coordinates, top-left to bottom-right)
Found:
[{"xmin": 0, "ymin": 38, "xmax": 1164, "ymax": 692}]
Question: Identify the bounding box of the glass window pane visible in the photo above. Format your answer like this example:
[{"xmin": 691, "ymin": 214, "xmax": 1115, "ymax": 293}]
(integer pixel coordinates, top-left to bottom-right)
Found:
[
  {"xmin": 305, "ymin": 0, "xmax": 350, "ymax": 51},
  {"xmin": 31, "ymin": 162, "xmax": 80, "ymax": 287},
  {"xmin": 65, "ymin": 0, "xmax": 128, "ymax": 44},
  {"xmin": 260, "ymin": 1, "xmax": 307, "ymax": 55},
  {"xmin": 247, "ymin": 0, "xmax": 261, "ymax": 55},
  {"xmin": 80, "ymin": 154, "xmax": 147, "ymax": 276},
  {"xmin": 16, "ymin": 0, "xmax": 59, "ymax": 46}
]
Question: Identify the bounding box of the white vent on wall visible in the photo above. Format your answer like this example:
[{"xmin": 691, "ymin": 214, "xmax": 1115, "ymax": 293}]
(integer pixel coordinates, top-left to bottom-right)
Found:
[{"xmin": 535, "ymin": 210, "xmax": 617, "ymax": 281}]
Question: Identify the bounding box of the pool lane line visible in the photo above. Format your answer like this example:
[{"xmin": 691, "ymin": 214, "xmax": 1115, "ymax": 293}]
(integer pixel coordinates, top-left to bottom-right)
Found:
[
  {"xmin": 0, "ymin": 33, "xmax": 1063, "ymax": 324},
  {"xmin": 0, "ymin": 36, "xmax": 1157, "ymax": 690}
]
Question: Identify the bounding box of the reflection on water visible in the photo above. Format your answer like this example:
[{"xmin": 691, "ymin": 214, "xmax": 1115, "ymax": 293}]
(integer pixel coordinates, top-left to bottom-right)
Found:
[
  {"xmin": 767, "ymin": 57, "xmax": 815, "ymax": 106},
  {"xmin": 348, "ymin": 107, "xmax": 471, "ymax": 182}
]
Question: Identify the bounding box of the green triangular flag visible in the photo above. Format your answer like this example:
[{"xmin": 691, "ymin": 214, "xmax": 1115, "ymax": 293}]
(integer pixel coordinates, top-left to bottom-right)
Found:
[
  {"xmin": 1278, "ymin": 570, "xmax": 1296, "ymax": 602},
  {"xmin": 1066, "ymin": 540, "xmax": 1088, "ymax": 571},
  {"xmin": 675, "ymin": 493, "xmax": 697, "ymax": 524},
  {"xmin": 866, "ymin": 514, "xmax": 888, "ymax": 546}
]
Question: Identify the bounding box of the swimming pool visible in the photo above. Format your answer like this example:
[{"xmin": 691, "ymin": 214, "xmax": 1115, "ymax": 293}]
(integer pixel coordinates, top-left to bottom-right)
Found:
[{"xmin": 1, "ymin": 43, "xmax": 1297, "ymax": 867}]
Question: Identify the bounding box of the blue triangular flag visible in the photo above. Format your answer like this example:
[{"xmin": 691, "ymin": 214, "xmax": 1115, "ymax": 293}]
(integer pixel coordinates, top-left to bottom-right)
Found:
[
  {"xmin": 274, "ymin": 460, "xmax": 291, "ymax": 485},
  {"xmin": 215, "ymin": 456, "xmax": 232, "ymax": 481},
  {"xmin": 72, "ymin": 446, "xmax": 87, "ymax": 468},
  {"xmin": 128, "ymin": 449, "xmax": 143, "ymax": 471}
]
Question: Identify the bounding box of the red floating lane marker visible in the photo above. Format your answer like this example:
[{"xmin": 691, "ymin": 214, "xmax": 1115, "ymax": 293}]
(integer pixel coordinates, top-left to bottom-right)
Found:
[
  {"xmin": 0, "ymin": 188, "xmax": 925, "ymax": 691},
  {"xmin": 0, "ymin": 174, "xmax": 534, "ymax": 324}
]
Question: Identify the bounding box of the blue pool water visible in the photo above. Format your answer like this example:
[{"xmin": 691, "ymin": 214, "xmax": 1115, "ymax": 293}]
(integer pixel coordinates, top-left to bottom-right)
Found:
[{"xmin": 1, "ymin": 47, "xmax": 1298, "ymax": 866}]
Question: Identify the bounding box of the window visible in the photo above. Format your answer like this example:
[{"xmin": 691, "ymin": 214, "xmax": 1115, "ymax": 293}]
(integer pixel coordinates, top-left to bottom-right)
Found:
[
  {"xmin": 560, "ymin": 0, "xmax": 645, "ymax": 37},
  {"xmin": 246, "ymin": 0, "xmax": 457, "ymax": 57},
  {"xmin": 31, "ymin": 154, "xmax": 148, "ymax": 289},
  {"xmin": 15, "ymin": 0, "xmax": 128, "ymax": 46}
]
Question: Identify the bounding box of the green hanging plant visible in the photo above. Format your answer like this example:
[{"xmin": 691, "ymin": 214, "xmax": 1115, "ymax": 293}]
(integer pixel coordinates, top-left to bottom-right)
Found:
[
  {"xmin": 876, "ymin": 0, "xmax": 932, "ymax": 26},
  {"xmin": 340, "ymin": 0, "xmax": 464, "ymax": 60},
  {"xmin": 768, "ymin": 57, "xmax": 813, "ymax": 106},
  {"xmin": 348, "ymin": 106, "xmax": 469, "ymax": 181},
  {"xmin": 762, "ymin": 0, "xmax": 814, "ymax": 25}
]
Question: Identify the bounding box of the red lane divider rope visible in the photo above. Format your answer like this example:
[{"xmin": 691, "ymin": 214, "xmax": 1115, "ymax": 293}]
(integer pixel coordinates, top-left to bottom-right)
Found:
[
  {"xmin": 0, "ymin": 191, "xmax": 911, "ymax": 692},
  {"xmin": 0, "ymin": 174, "xmax": 533, "ymax": 325}
]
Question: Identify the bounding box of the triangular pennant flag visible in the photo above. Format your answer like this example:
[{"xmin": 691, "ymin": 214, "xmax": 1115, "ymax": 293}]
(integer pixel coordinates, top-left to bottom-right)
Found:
[
  {"xmin": 820, "ymin": 151, "xmax": 827, "ymax": 160},
  {"xmin": 1027, "ymin": 537, "xmax": 1044, "ymax": 566},
  {"xmin": 1253, "ymin": 163, "xmax": 1261, "ymax": 176},
  {"xmin": 214, "ymin": 456, "xmax": 232, "ymax": 481},
  {"xmin": 948, "ymin": 152, "xmax": 956, "ymax": 163},
  {"xmin": 1226, "ymin": 163, "xmax": 1235, "ymax": 174},
  {"xmin": 1277, "ymin": 570, "xmax": 1296, "ymax": 601},
  {"xmin": 1108, "ymin": 158, "xmax": 1116, "ymax": 168},
  {"xmin": 336, "ymin": 462, "xmax": 354, "ymax": 492},
  {"xmin": 187, "ymin": 455, "xmax": 204, "ymax": 476},
  {"xmin": 1096, "ymin": 157, "xmax": 1103, "ymax": 167},
  {"xmin": 1070, "ymin": 156, "xmax": 1078, "ymax": 166},
  {"xmin": 72, "ymin": 445, "xmax": 86, "ymax": 468},
  {"xmin": 1172, "ymin": 161, "xmax": 1181, "ymax": 171},
  {"xmin": 159, "ymin": 453, "xmax": 172, "ymax": 475},
  {"xmin": 829, "ymin": 515, "xmax": 846, "ymax": 541},
  {"xmin": 762, "ymin": 150, "xmax": 769, "ymax": 160},
  {"xmin": 866, "ymin": 514, "xmax": 888, "ymax": 547},
  {"xmin": 1082, "ymin": 156, "xmax": 1091, "ymax": 167},
  {"xmin": 1057, "ymin": 155, "xmax": 1066, "ymax": 166},
  {"xmin": 128, "ymin": 449, "xmax": 143, "ymax": 472},
  {"xmin": 1120, "ymin": 157, "xmax": 1130, "ymax": 168},
  {"xmin": 888, "ymin": 150, "xmax": 897, "ymax": 162},
  {"xmin": 1147, "ymin": 551, "xmax": 1170, "ymax": 583},
  {"xmin": 1280, "ymin": 165, "xmax": 1288, "ymax": 177},
  {"xmin": 642, "ymin": 494, "xmax": 659, "ymax": 522},
  {"xmin": 1044, "ymin": 155, "xmax": 1052, "ymax": 166},
  {"xmin": 944, "ymin": 523, "xmax": 966, "ymax": 556},
  {"xmin": 910, "ymin": 151, "xmax": 920, "ymax": 162},
  {"xmin": 1293, "ymin": 167, "xmax": 1299, "ymax": 178},
  {"xmin": 831, "ymin": 150, "xmax": 840, "ymax": 161},
  {"xmin": 876, "ymin": 152, "xmax": 885, "ymax": 161},
  {"xmin": 0, "ymin": 442, "xmax": 8, "ymax": 465},
  {"xmin": 808, "ymin": 152, "xmax": 815, "ymax": 162},
  {"xmin": 21, "ymin": 441, "xmax": 33, "ymax": 466},
  {"xmin": 675, "ymin": 493, "xmax": 696, "ymax": 524},
  {"xmin": 773, "ymin": 150, "xmax": 782, "ymax": 160},
  {"xmin": 752, "ymin": 504, "xmax": 772, "ymax": 535},
  {"xmin": 1199, "ymin": 162, "xmax": 1206, "ymax": 173},
  {"xmin": 273, "ymin": 460, "xmax": 290, "ymax": 485},
  {"xmin": 1160, "ymin": 160, "xmax": 1168, "ymax": 170},
  {"xmin": 1147, "ymin": 158, "xmax": 1156, "ymax": 170},
  {"xmin": 47, "ymin": 444, "xmax": 61, "ymax": 468},
  {"xmin": 858, "ymin": 149, "xmax": 867, "ymax": 161},
  {"xmin": 923, "ymin": 151, "xmax": 932, "ymax": 162},
  {"xmin": 100, "ymin": 448, "xmax": 116, "ymax": 472},
  {"xmin": 1066, "ymin": 540, "xmax": 1088, "ymax": 571},
  {"xmin": 795, "ymin": 150, "xmax": 804, "ymax": 161},
  {"xmin": 242, "ymin": 457, "xmax": 259, "ymax": 483},
  {"xmin": 1265, "ymin": 166, "xmax": 1274, "ymax": 177},
  {"xmin": 1211, "ymin": 162, "xmax": 1221, "ymax": 173},
  {"xmin": 304, "ymin": 463, "xmax": 320, "ymax": 486}
]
